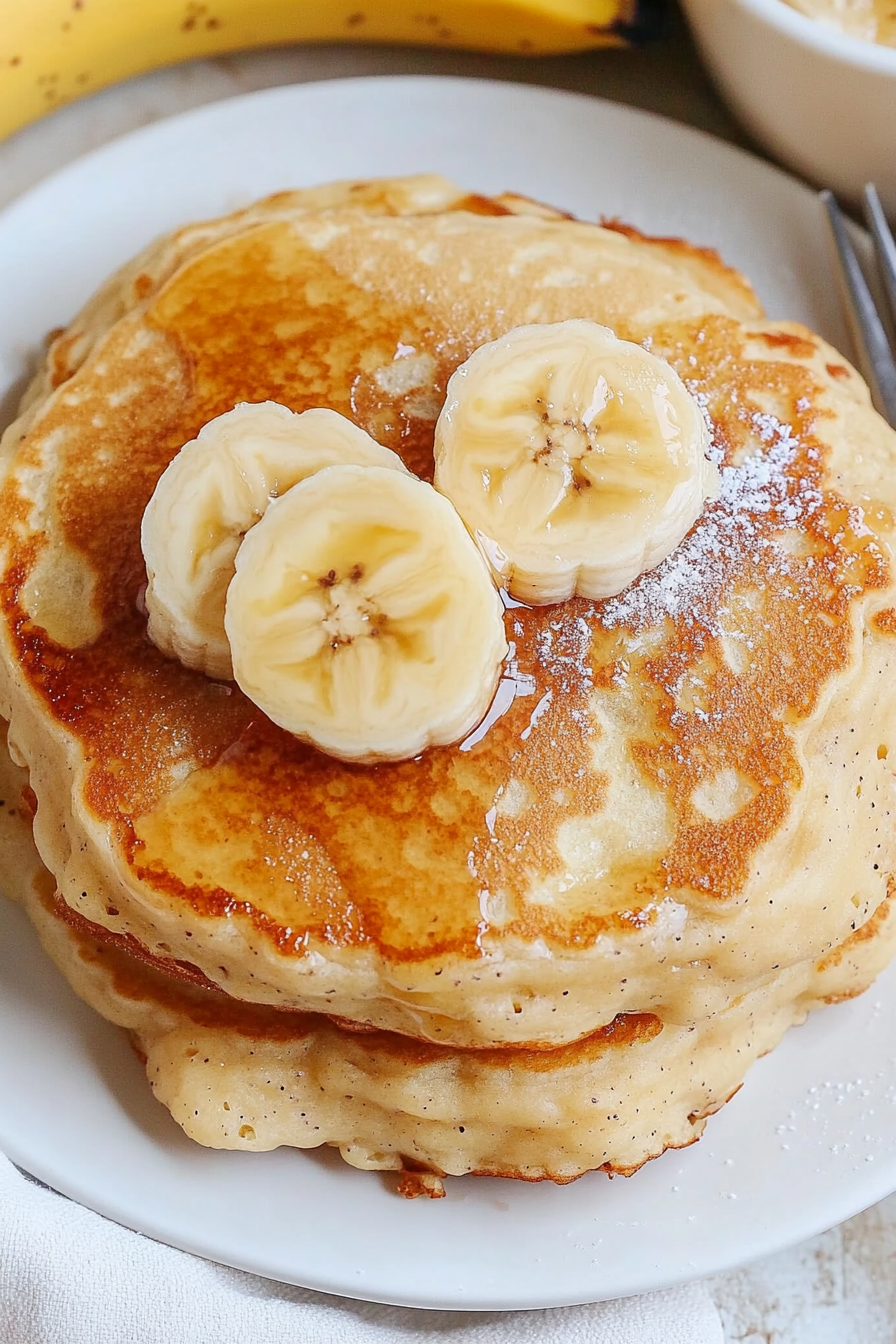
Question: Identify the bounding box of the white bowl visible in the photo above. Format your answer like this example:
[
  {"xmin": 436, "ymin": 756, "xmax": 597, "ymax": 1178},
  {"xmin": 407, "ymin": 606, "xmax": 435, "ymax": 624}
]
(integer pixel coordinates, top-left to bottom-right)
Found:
[{"xmin": 680, "ymin": 0, "xmax": 896, "ymax": 213}]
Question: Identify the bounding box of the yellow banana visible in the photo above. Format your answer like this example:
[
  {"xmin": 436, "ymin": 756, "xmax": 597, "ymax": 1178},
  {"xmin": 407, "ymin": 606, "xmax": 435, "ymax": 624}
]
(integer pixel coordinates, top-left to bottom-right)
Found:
[{"xmin": 0, "ymin": 0, "xmax": 639, "ymax": 143}]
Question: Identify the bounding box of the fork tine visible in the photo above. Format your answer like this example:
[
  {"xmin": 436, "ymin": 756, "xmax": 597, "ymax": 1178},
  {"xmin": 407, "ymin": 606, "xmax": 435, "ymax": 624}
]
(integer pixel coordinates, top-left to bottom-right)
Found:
[
  {"xmin": 819, "ymin": 188, "xmax": 896, "ymax": 427},
  {"xmin": 862, "ymin": 183, "xmax": 896, "ymax": 344}
]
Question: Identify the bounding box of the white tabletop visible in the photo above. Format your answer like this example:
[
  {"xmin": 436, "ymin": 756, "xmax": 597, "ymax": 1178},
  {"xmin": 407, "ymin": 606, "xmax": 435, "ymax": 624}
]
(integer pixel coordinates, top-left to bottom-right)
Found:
[{"xmin": 1, "ymin": 26, "xmax": 893, "ymax": 1342}]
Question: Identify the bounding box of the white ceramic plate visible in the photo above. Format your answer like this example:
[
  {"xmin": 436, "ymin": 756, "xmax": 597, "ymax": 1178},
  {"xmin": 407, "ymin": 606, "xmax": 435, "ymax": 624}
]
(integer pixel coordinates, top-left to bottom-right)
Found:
[{"xmin": 0, "ymin": 76, "xmax": 892, "ymax": 1312}]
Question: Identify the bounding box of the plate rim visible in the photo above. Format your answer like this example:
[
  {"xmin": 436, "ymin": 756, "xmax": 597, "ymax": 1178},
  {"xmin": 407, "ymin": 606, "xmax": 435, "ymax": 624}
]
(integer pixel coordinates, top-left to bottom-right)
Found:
[{"xmin": 0, "ymin": 72, "xmax": 821, "ymax": 223}]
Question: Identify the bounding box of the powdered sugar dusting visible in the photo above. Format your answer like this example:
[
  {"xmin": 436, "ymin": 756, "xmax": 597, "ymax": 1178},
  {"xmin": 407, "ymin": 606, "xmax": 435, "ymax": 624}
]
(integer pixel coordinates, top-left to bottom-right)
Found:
[
  {"xmin": 534, "ymin": 611, "xmax": 595, "ymax": 733},
  {"xmin": 600, "ymin": 413, "xmax": 823, "ymax": 635}
]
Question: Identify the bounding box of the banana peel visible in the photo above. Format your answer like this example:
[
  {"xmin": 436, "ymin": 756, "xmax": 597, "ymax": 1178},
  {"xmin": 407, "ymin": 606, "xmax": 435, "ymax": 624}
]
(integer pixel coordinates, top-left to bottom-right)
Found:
[{"xmin": 0, "ymin": 0, "xmax": 659, "ymax": 143}]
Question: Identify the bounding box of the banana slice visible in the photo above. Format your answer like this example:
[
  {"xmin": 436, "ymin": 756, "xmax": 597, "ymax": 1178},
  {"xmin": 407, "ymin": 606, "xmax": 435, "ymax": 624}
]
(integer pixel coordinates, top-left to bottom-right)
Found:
[
  {"xmin": 224, "ymin": 464, "xmax": 508, "ymax": 763},
  {"xmin": 141, "ymin": 402, "xmax": 409, "ymax": 680},
  {"xmin": 433, "ymin": 319, "xmax": 717, "ymax": 604}
]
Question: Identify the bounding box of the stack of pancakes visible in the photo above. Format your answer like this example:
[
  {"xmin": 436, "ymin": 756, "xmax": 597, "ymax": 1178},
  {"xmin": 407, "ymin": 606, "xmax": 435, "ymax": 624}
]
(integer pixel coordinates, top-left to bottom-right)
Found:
[{"xmin": 2, "ymin": 175, "xmax": 896, "ymax": 1194}]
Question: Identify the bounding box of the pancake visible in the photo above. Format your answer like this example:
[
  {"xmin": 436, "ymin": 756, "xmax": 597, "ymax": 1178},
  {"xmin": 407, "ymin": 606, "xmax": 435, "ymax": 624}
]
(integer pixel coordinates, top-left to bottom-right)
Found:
[
  {"xmin": 0, "ymin": 718, "xmax": 40, "ymax": 907},
  {"xmin": 1, "ymin": 176, "xmax": 896, "ymax": 1066},
  {"xmin": 5, "ymin": 722, "xmax": 896, "ymax": 1188}
]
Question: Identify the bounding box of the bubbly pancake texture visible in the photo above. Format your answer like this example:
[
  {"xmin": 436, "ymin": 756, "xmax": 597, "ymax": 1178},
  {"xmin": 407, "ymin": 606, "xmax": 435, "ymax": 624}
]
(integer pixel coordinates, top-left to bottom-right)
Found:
[
  {"xmin": 2, "ymin": 176, "xmax": 896, "ymax": 1057},
  {"xmin": 5, "ymin": 723, "xmax": 896, "ymax": 1186}
]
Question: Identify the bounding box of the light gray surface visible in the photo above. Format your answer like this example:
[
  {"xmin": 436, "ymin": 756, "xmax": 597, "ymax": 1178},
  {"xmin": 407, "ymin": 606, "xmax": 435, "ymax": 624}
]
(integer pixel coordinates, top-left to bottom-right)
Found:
[{"xmin": 1, "ymin": 25, "xmax": 892, "ymax": 1342}]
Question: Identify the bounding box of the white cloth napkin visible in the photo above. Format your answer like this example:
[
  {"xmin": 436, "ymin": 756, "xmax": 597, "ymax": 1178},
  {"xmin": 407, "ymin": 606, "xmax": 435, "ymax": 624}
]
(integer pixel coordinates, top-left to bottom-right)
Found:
[{"xmin": 0, "ymin": 1155, "xmax": 723, "ymax": 1344}]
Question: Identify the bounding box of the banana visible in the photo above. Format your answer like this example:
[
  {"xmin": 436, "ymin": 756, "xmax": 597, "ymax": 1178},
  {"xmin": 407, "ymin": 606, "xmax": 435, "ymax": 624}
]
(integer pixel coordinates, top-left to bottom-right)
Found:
[
  {"xmin": 433, "ymin": 319, "xmax": 718, "ymax": 605},
  {"xmin": 1, "ymin": 0, "xmax": 638, "ymax": 144},
  {"xmin": 224, "ymin": 463, "xmax": 508, "ymax": 763},
  {"xmin": 142, "ymin": 401, "xmax": 409, "ymax": 681}
]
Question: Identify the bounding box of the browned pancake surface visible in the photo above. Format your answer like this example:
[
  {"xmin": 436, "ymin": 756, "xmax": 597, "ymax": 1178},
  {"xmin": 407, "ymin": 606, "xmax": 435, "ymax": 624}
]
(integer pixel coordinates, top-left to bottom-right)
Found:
[{"xmin": 2, "ymin": 181, "xmax": 895, "ymax": 1047}]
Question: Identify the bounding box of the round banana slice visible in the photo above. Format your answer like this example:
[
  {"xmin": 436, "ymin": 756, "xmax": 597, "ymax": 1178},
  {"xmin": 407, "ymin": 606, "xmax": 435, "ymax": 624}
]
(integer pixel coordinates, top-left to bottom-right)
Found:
[
  {"xmin": 224, "ymin": 464, "xmax": 508, "ymax": 764},
  {"xmin": 433, "ymin": 319, "xmax": 718, "ymax": 605},
  {"xmin": 141, "ymin": 402, "xmax": 409, "ymax": 680}
]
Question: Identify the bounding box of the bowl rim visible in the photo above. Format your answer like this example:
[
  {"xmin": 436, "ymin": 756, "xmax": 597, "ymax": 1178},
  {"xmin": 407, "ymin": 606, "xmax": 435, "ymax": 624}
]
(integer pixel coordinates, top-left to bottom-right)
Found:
[{"xmin": 724, "ymin": 0, "xmax": 896, "ymax": 73}]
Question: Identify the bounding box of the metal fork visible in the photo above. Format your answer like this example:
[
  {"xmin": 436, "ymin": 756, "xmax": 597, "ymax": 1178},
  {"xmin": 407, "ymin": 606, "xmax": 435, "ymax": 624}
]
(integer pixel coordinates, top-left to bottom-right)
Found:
[{"xmin": 820, "ymin": 184, "xmax": 896, "ymax": 428}]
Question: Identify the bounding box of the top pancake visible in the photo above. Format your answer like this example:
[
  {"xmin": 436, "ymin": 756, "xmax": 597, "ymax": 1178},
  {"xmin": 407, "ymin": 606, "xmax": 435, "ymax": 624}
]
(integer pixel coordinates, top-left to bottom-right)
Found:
[{"xmin": 2, "ymin": 175, "xmax": 896, "ymax": 1049}]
